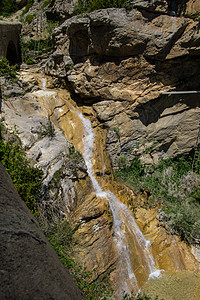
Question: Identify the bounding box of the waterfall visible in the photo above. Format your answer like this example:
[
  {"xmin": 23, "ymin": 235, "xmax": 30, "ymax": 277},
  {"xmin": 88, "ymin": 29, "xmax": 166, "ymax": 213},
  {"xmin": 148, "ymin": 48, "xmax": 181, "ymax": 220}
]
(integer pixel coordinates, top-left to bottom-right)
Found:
[
  {"xmin": 76, "ymin": 109, "xmax": 162, "ymax": 295},
  {"xmin": 41, "ymin": 77, "xmax": 47, "ymax": 90}
]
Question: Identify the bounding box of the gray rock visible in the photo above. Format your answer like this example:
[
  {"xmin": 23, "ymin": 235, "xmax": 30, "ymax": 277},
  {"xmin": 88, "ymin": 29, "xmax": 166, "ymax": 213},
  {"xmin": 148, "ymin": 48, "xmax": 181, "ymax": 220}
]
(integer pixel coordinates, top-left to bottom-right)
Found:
[
  {"xmin": 0, "ymin": 162, "xmax": 84, "ymax": 300},
  {"xmin": 3, "ymin": 84, "xmax": 24, "ymax": 97}
]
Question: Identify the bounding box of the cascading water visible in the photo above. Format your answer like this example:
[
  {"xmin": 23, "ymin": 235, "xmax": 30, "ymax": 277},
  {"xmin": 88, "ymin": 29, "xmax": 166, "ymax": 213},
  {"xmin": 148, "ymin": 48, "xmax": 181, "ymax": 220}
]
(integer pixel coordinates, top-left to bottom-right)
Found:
[
  {"xmin": 76, "ymin": 109, "xmax": 162, "ymax": 295},
  {"xmin": 41, "ymin": 77, "xmax": 47, "ymax": 90}
]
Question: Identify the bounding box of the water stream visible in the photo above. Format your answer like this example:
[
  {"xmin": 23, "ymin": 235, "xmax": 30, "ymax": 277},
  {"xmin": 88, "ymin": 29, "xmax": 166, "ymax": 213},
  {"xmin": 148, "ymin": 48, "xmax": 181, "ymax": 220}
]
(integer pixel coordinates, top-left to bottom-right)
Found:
[{"xmin": 76, "ymin": 109, "xmax": 162, "ymax": 295}]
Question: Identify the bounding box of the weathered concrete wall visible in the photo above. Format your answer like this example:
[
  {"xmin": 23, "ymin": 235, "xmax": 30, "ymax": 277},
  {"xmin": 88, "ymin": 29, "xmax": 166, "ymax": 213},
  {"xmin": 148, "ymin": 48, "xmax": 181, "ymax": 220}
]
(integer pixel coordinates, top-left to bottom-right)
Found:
[{"xmin": 0, "ymin": 21, "xmax": 22, "ymax": 64}]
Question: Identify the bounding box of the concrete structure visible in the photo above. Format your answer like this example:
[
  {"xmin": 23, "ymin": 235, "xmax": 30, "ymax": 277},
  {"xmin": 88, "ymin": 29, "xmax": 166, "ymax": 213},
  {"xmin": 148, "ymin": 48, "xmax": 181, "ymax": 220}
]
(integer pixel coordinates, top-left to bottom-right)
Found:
[{"xmin": 0, "ymin": 21, "xmax": 22, "ymax": 64}]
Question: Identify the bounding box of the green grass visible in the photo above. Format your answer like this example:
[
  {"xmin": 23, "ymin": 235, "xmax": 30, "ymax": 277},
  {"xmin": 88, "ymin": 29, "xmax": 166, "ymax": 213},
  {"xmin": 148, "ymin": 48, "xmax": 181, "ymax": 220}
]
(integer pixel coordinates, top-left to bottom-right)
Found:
[{"xmin": 115, "ymin": 155, "xmax": 200, "ymax": 244}]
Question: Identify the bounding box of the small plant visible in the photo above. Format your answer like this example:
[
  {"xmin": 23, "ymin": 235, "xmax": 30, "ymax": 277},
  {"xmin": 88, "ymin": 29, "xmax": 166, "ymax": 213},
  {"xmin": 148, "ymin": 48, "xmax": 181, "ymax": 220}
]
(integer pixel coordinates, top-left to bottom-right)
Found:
[
  {"xmin": 25, "ymin": 57, "xmax": 36, "ymax": 65},
  {"xmin": 46, "ymin": 19, "xmax": 59, "ymax": 34},
  {"xmin": 25, "ymin": 14, "xmax": 35, "ymax": 24},
  {"xmin": 42, "ymin": 0, "xmax": 51, "ymax": 9},
  {"xmin": 113, "ymin": 127, "xmax": 120, "ymax": 138},
  {"xmin": 20, "ymin": 37, "xmax": 54, "ymax": 63},
  {"xmin": 68, "ymin": 146, "xmax": 83, "ymax": 161},
  {"xmin": 37, "ymin": 118, "xmax": 55, "ymax": 138}
]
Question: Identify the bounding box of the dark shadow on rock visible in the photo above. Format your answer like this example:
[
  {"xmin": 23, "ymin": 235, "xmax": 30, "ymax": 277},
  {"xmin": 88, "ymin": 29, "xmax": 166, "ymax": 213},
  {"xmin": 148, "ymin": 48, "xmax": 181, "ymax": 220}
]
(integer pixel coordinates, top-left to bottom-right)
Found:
[{"xmin": 134, "ymin": 94, "xmax": 200, "ymax": 126}]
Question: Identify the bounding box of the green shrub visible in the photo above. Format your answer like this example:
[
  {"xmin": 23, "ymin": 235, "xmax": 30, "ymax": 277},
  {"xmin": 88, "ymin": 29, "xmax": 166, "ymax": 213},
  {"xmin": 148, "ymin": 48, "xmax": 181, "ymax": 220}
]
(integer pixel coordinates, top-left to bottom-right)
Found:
[
  {"xmin": 25, "ymin": 13, "xmax": 35, "ymax": 23},
  {"xmin": 25, "ymin": 57, "xmax": 36, "ymax": 64},
  {"xmin": 0, "ymin": 57, "xmax": 18, "ymax": 77},
  {"xmin": 37, "ymin": 118, "xmax": 55, "ymax": 138},
  {"xmin": 20, "ymin": 37, "xmax": 54, "ymax": 63},
  {"xmin": 42, "ymin": 0, "xmax": 51, "ymax": 9},
  {"xmin": 0, "ymin": 129, "xmax": 43, "ymax": 215},
  {"xmin": 0, "ymin": 0, "xmax": 19, "ymax": 16}
]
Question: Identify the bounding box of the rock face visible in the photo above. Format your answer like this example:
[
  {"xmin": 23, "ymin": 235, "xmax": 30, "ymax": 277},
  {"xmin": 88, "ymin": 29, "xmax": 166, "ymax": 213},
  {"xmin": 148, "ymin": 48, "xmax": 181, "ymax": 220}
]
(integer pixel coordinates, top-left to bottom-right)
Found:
[
  {"xmin": 45, "ymin": 7, "xmax": 200, "ymax": 167},
  {"xmin": 0, "ymin": 162, "xmax": 83, "ymax": 300}
]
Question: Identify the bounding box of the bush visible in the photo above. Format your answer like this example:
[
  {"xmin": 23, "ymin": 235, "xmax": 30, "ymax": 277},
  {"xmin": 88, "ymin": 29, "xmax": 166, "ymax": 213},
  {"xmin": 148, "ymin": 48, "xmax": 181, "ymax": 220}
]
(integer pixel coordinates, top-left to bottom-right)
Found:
[
  {"xmin": 0, "ymin": 0, "xmax": 18, "ymax": 16},
  {"xmin": 42, "ymin": 0, "xmax": 51, "ymax": 9},
  {"xmin": 20, "ymin": 37, "xmax": 54, "ymax": 63},
  {"xmin": 25, "ymin": 13, "xmax": 35, "ymax": 23},
  {"xmin": 37, "ymin": 118, "xmax": 55, "ymax": 138},
  {"xmin": 0, "ymin": 129, "xmax": 43, "ymax": 215},
  {"xmin": 0, "ymin": 57, "xmax": 18, "ymax": 77}
]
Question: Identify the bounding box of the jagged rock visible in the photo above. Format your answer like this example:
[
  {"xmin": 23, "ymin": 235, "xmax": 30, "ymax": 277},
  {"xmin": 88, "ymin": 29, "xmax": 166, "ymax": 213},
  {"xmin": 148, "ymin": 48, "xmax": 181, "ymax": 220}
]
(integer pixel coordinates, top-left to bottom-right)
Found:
[{"xmin": 0, "ymin": 162, "xmax": 83, "ymax": 300}]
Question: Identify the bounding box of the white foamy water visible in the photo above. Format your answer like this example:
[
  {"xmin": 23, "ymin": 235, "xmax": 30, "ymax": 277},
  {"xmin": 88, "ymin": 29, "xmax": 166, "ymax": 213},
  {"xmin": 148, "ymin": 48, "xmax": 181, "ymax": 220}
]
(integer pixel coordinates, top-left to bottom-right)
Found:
[
  {"xmin": 41, "ymin": 77, "xmax": 47, "ymax": 90},
  {"xmin": 75, "ymin": 109, "xmax": 161, "ymax": 295}
]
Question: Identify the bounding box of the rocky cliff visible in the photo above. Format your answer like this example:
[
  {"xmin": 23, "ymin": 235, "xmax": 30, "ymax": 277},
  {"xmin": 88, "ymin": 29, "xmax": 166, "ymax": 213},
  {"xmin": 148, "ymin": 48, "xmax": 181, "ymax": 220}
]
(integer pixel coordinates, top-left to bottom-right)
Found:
[{"xmin": 45, "ymin": 3, "xmax": 200, "ymax": 167}]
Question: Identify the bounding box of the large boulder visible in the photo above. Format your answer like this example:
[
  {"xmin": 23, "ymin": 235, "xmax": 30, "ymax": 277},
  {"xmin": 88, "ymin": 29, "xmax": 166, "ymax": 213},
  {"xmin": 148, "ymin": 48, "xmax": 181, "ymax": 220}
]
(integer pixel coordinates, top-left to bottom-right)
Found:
[{"xmin": 0, "ymin": 162, "xmax": 84, "ymax": 300}]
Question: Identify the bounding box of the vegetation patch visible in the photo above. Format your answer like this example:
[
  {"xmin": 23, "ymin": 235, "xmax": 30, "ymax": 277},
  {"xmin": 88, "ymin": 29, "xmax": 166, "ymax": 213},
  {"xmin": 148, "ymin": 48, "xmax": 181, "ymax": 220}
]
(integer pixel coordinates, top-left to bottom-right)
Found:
[
  {"xmin": 115, "ymin": 155, "xmax": 200, "ymax": 244},
  {"xmin": 24, "ymin": 13, "xmax": 35, "ymax": 24},
  {"xmin": 0, "ymin": 125, "xmax": 43, "ymax": 215},
  {"xmin": 20, "ymin": 37, "xmax": 54, "ymax": 63},
  {"xmin": 0, "ymin": 57, "xmax": 18, "ymax": 79}
]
